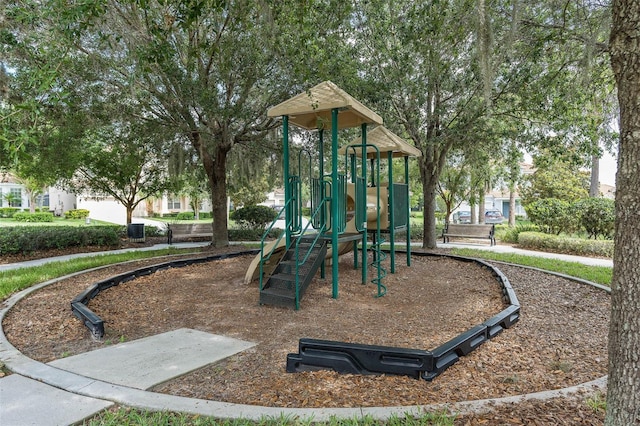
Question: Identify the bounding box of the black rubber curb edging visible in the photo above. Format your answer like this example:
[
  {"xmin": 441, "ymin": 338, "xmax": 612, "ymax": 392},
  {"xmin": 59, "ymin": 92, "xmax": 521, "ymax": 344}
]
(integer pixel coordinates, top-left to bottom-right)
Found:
[{"xmin": 0, "ymin": 249, "xmax": 609, "ymax": 421}]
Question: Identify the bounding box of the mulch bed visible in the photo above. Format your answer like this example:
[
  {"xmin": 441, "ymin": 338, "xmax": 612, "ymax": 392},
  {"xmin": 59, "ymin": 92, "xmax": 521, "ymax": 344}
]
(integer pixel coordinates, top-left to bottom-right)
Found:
[{"xmin": 1, "ymin": 244, "xmax": 609, "ymax": 424}]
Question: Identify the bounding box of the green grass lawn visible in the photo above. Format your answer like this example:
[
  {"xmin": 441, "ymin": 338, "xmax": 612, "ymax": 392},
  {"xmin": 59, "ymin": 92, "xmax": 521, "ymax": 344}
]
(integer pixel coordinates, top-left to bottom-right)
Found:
[{"xmin": 0, "ymin": 217, "xmax": 115, "ymax": 227}]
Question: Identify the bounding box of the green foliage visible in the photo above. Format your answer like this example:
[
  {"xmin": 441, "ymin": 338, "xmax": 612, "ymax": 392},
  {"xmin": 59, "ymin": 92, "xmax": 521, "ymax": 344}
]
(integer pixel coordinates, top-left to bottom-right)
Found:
[
  {"xmin": 198, "ymin": 212, "xmax": 212, "ymax": 219},
  {"xmin": 499, "ymin": 224, "xmax": 540, "ymax": 244},
  {"xmin": 574, "ymin": 197, "xmax": 615, "ymax": 239},
  {"xmin": 0, "ymin": 226, "xmax": 121, "ymax": 255},
  {"xmin": 0, "ymin": 207, "xmax": 20, "ymax": 218},
  {"xmin": 228, "ymin": 228, "xmax": 264, "ymax": 241},
  {"xmin": 64, "ymin": 209, "xmax": 90, "ymax": 220},
  {"xmin": 13, "ymin": 212, "xmax": 54, "ymax": 222},
  {"xmin": 517, "ymin": 231, "xmax": 613, "ymax": 258},
  {"xmin": 85, "ymin": 407, "xmax": 455, "ymax": 425},
  {"xmin": 394, "ymin": 224, "xmax": 428, "ymax": 241},
  {"xmin": 524, "ymin": 198, "xmax": 577, "ymax": 235},
  {"xmin": 176, "ymin": 211, "xmax": 195, "ymax": 221},
  {"xmin": 520, "ymin": 159, "xmax": 590, "ymax": 206},
  {"xmin": 231, "ymin": 205, "xmax": 277, "ymax": 230},
  {"xmin": 586, "ymin": 391, "xmax": 607, "ymax": 414}
]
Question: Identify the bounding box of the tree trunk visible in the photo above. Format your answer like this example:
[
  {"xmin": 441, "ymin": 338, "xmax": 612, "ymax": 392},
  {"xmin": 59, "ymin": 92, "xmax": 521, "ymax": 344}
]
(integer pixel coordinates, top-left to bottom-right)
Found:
[
  {"xmin": 509, "ymin": 189, "xmax": 516, "ymax": 227},
  {"xmin": 192, "ymin": 131, "xmax": 230, "ymax": 248},
  {"xmin": 590, "ymin": 153, "xmax": 600, "ymax": 197},
  {"xmin": 478, "ymin": 190, "xmax": 486, "ymax": 224},
  {"xmin": 470, "ymin": 201, "xmax": 477, "ymax": 224},
  {"xmin": 606, "ymin": 1, "xmax": 640, "ymax": 423},
  {"xmin": 208, "ymin": 146, "xmax": 230, "ymax": 248},
  {"xmin": 126, "ymin": 207, "xmax": 132, "ymax": 224},
  {"xmin": 420, "ymin": 167, "xmax": 439, "ymax": 249}
]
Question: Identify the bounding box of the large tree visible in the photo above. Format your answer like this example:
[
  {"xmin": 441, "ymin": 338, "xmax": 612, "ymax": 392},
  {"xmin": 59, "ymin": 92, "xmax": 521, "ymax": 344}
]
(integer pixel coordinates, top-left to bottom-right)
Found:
[
  {"xmin": 70, "ymin": 122, "xmax": 179, "ymax": 224},
  {"xmin": 354, "ymin": 0, "xmax": 499, "ymax": 248},
  {"xmin": 606, "ymin": 0, "xmax": 640, "ymax": 423}
]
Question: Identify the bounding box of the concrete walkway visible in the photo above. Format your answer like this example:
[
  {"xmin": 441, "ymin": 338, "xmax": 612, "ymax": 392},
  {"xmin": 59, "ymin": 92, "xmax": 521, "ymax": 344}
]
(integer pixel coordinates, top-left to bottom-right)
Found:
[{"xmin": 0, "ymin": 242, "xmax": 611, "ymax": 425}]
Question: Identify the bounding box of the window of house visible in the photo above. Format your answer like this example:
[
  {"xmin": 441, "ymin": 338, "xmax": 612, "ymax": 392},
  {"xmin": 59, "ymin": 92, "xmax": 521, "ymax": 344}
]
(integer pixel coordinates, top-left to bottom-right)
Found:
[
  {"xmin": 167, "ymin": 195, "xmax": 181, "ymax": 210},
  {"xmin": 36, "ymin": 194, "xmax": 50, "ymax": 208},
  {"xmin": 10, "ymin": 188, "xmax": 22, "ymax": 207}
]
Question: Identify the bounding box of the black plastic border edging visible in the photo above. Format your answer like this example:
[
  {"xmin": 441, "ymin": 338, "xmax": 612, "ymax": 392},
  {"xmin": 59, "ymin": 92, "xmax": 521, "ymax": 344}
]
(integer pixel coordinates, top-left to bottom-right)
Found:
[
  {"xmin": 286, "ymin": 251, "xmax": 521, "ymax": 381},
  {"xmin": 70, "ymin": 250, "xmax": 259, "ymax": 339},
  {"xmin": 70, "ymin": 248, "xmax": 519, "ymax": 382}
]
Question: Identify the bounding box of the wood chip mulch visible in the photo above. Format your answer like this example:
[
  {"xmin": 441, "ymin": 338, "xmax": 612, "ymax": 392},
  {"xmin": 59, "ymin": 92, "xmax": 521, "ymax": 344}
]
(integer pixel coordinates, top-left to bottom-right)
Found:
[{"xmin": 1, "ymin": 245, "xmax": 609, "ymax": 424}]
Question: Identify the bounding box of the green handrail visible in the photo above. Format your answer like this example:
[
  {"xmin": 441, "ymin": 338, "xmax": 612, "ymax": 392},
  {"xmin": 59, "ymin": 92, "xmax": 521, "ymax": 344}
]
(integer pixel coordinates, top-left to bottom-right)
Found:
[{"xmin": 292, "ymin": 198, "xmax": 329, "ymax": 309}]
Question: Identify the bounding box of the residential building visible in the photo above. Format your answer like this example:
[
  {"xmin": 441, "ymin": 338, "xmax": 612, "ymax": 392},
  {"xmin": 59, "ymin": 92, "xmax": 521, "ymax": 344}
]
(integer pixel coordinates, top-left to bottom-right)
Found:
[{"xmin": 0, "ymin": 173, "xmax": 75, "ymax": 215}]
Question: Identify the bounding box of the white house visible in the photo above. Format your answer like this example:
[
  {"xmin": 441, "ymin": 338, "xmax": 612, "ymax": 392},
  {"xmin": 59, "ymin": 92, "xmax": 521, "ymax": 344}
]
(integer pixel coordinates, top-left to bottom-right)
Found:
[{"xmin": 0, "ymin": 173, "xmax": 75, "ymax": 215}]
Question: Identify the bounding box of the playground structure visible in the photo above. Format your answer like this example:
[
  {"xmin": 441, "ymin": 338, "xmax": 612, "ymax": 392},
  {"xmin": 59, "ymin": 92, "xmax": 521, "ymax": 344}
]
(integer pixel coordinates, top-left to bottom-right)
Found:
[{"xmin": 247, "ymin": 81, "xmax": 421, "ymax": 309}]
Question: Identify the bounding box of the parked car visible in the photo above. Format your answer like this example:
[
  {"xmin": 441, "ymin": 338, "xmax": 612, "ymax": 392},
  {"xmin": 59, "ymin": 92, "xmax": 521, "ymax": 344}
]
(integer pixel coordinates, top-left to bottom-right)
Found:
[
  {"xmin": 484, "ymin": 210, "xmax": 505, "ymax": 224},
  {"xmin": 454, "ymin": 211, "xmax": 471, "ymax": 224}
]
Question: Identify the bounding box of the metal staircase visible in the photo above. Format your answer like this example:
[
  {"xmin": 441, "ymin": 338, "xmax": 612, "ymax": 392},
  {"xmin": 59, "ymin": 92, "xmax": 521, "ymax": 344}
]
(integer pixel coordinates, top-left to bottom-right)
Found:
[{"xmin": 259, "ymin": 234, "xmax": 328, "ymax": 309}]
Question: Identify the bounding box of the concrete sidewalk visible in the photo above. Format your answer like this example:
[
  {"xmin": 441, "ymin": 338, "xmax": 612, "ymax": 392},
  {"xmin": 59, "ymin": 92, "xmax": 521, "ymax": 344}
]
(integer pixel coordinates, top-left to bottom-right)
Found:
[{"xmin": 0, "ymin": 242, "xmax": 612, "ymax": 425}]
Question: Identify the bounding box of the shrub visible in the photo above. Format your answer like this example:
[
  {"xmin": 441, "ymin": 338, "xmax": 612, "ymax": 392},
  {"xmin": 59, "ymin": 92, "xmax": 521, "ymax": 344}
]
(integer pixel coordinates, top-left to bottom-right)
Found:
[
  {"xmin": 0, "ymin": 226, "xmax": 121, "ymax": 255},
  {"xmin": 524, "ymin": 198, "xmax": 577, "ymax": 235},
  {"xmin": 574, "ymin": 197, "xmax": 615, "ymax": 239},
  {"xmin": 0, "ymin": 207, "xmax": 20, "ymax": 218},
  {"xmin": 231, "ymin": 205, "xmax": 277, "ymax": 230},
  {"xmin": 228, "ymin": 228, "xmax": 263, "ymax": 241},
  {"xmin": 175, "ymin": 211, "xmax": 195, "ymax": 220},
  {"xmin": 500, "ymin": 224, "xmax": 540, "ymax": 244},
  {"xmin": 517, "ymin": 231, "xmax": 614, "ymax": 258},
  {"xmin": 64, "ymin": 209, "xmax": 90, "ymax": 219},
  {"xmin": 13, "ymin": 212, "xmax": 54, "ymax": 222},
  {"xmin": 392, "ymin": 224, "xmax": 425, "ymax": 241},
  {"xmin": 144, "ymin": 226, "xmax": 164, "ymax": 237},
  {"xmin": 198, "ymin": 212, "xmax": 212, "ymax": 219}
]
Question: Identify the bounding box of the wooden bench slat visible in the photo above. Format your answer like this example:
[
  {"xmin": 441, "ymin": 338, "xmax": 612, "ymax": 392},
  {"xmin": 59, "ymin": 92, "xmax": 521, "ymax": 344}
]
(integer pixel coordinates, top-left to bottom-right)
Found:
[
  {"xmin": 442, "ymin": 223, "xmax": 495, "ymax": 246},
  {"xmin": 167, "ymin": 223, "xmax": 213, "ymax": 243}
]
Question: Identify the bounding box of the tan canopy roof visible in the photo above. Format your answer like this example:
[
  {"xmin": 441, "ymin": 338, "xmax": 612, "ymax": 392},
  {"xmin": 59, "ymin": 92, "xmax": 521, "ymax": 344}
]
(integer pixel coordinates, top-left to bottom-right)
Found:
[
  {"xmin": 339, "ymin": 126, "xmax": 422, "ymax": 158},
  {"xmin": 267, "ymin": 81, "xmax": 383, "ymax": 130}
]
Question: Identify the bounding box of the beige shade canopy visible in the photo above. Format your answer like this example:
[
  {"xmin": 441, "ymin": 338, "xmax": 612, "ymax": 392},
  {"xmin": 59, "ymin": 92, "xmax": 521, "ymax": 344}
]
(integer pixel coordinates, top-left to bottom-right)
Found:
[
  {"xmin": 339, "ymin": 126, "xmax": 422, "ymax": 159},
  {"xmin": 267, "ymin": 81, "xmax": 383, "ymax": 130}
]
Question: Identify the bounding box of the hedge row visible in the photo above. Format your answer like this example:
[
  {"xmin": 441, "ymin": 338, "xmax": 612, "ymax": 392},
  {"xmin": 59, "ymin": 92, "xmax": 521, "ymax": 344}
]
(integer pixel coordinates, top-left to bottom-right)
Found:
[
  {"xmin": 0, "ymin": 226, "xmax": 122, "ymax": 255},
  {"xmin": 64, "ymin": 209, "xmax": 90, "ymax": 219},
  {"xmin": 517, "ymin": 231, "xmax": 614, "ymax": 258},
  {"xmin": 0, "ymin": 207, "xmax": 20, "ymax": 218},
  {"xmin": 13, "ymin": 212, "xmax": 54, "ymax": 222}
]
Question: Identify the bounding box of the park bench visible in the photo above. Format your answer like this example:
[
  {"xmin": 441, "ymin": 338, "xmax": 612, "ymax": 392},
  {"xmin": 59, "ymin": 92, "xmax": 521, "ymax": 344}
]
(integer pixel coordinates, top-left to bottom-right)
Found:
[
  {"xmin": 166, "ymin": 223, "xmax": 213, "ymax": 244},
  {"xmin": 442, "ymin": 223, "xmax": 495, "ymax": 246}
]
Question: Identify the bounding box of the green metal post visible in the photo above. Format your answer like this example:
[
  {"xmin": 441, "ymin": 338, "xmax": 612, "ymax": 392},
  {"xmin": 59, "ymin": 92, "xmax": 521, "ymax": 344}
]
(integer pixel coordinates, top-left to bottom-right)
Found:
[
  {"xmin": 331, "ymin": 109, "xmax": 339, "ymax": 298},
  {"xmin": 350, "ymin": 153, "xmax": 358, "ymax": 269},
  {"xmin": 405, "ymin": 156, "xmax": 411, "ymax": 266},
  {"xmin": 319, "ymin": 129, "xmax": 325, "ymax": 279},
  {"xmin": 388, "ymin": 151, "xmax": 395, "ymax": 273},
  {"xmin": 283, "ymin": 116, "xmax": 290, "ymax": 248},
  {"xmin": 360, "ymin": 123, "xmax": 368, "ymax": 285}
]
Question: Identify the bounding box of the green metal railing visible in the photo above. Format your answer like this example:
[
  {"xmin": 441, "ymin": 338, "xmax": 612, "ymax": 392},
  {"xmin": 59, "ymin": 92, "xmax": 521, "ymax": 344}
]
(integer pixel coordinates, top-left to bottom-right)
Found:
[
  {"xmin": 259, "ymin": 175, "xmax": 303, "ymax": 291},
  {"xmin": 291, "ymin": 199, "xmax": 329, "ymax": 309},
  {"xmin": 310, "ymin": 174, "xmax": 347, "ymax": 233}
]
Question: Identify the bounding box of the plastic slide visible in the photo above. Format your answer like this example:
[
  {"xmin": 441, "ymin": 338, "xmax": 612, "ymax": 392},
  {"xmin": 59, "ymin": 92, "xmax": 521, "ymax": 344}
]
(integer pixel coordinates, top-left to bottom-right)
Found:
[{"xmin": 243, "ymin": 184, "xmax": 388, "ymax": 284}]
